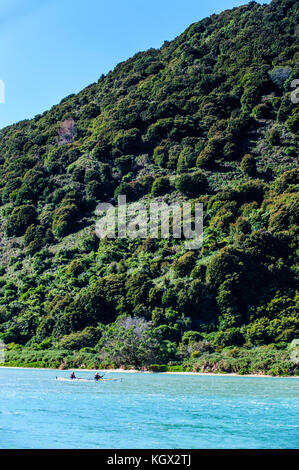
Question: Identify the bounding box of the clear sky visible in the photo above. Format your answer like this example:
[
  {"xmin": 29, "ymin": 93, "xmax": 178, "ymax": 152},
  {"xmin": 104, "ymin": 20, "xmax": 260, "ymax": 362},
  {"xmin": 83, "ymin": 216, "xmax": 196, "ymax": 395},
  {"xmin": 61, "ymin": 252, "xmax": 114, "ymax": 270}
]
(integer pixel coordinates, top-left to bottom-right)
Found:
[{"xmin": 0, "ymin": 0, "xmax": 271, "ymax": 129}]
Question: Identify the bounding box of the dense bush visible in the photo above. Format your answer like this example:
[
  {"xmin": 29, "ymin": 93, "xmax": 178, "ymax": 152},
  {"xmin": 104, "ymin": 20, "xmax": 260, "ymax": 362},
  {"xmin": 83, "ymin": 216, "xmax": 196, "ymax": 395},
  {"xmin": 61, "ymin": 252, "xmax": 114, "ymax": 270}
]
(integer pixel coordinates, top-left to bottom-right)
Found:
[
  {"xmin": 98, "ymin": 316, "xmax": 163, "ymax": 368},
  {"xmin": 175, "ymin": 171, "xmax": 208, "ymax": 197},
  {"xmin": 151, "ymin": 177, "xmax": 171, "ymax": 197},
  {"xmin": 52, "ymin": 202, "xmax": 79, "ymax": 237},
  {"xmin": 173, "ymin": 252, "xmax": 197, "ymax": 277},
  {"xmin": 240, "ymin": 154, "xmax": 257, "ymax": 177},
  {"xmin": 0, "ymin": 0, "xmax": 298, "ymax": 375},
  {"xmin": 5, "ymin": 205, "xmax": 37, "ymax": 237},
  {"xmin": 57, "ymin": 326, "xmax": 103, "ymax": 350}
]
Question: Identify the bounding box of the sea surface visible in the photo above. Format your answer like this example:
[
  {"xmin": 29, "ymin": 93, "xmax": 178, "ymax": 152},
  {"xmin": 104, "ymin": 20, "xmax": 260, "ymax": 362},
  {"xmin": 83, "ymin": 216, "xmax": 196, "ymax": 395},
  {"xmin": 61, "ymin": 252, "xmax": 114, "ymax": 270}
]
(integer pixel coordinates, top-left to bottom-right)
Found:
[{"xmin": 0, "ymin": 368, "xmax": 298, "ymax": 449}]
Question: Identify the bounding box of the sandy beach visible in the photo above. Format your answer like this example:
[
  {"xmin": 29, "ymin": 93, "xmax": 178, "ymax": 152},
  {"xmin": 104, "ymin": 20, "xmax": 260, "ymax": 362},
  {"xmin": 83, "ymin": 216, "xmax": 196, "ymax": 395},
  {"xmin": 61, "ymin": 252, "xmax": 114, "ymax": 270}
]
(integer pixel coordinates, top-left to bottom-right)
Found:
[{"xmin": 0, "ymin": 365, "xmax": 298, "ymax": 378}]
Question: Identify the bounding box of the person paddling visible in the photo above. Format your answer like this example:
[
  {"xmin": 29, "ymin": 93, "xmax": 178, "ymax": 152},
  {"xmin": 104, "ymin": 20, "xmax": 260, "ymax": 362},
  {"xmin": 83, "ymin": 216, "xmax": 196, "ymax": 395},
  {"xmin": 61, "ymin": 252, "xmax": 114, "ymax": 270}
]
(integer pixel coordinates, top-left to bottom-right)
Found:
[
  {"xmin": 70, "ymin": 371, "xmax": 76, "ymax": 379},
  {"xmin": 94, "ymin": 372, "xmax": 104, "ymax": 381}
]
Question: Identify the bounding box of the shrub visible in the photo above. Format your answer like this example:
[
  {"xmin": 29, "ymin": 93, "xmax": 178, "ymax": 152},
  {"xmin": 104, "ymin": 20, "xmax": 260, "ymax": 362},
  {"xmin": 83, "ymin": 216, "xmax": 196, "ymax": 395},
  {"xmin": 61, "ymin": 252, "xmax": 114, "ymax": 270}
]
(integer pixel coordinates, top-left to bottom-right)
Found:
[
  {"xmin": 86, "ymin": 180, "xmax": 103, "ymax": 201},
  {"xmin": 213, "ymin": 328, "xmax": 245, "ymax": 347},
  {"xmin": 145, "ymin": 118, "xmax": 173, "ymax": 144},
  {"xmin": 99, "ymin": 316, "xmax": 161, "ymax": 368},
  {"xmin": 24, "ymin": 224, "xmax": 48, "ymax": 254},
  {"xmin": 113, "ymin": 128, "xmax": 141, "ymax": 153},
  {"xmin": 206, "ymin": 248, "xmax": 244, "ymax": 287},
  {"xmin": 237, "ymin": 180, "xmax": 266, "ymax": 204},
  {"xmin": 5, "ymin": 205, "xmax": 37, "ymax": 237},
  {"xmin": 52, "ymin": 203, "xmax": 79, "ymax": 237},
  {"xmin": 251, "ymin": 103, "xmax": 271, "ymax": 120},
  {"xmin": 151, "ymin": 177, "xmax": 171, "ymax": 196},
  {"xmin": 177, "ymin": 147, "xmax": 196, "ymax": 172},
  {"xmin": 148, "ymin": 364, "xmax": 168, "ymax": 372},
  {"xmin": 241, "ymin": 154, "xmax": 257, "ymax": 177},
  {"xmin": 273, "ymin": 169, "xmax": 299, "ymax": 194},
  {"xmin": 175, "ymin": 171, "xmax": 208, "ymax": 197},
  {"xmin": 267, "ymin": 126, "xmax": 280, "ymax": 145},
  {"xmin": 181, "ymin": 331, "xmax": 202, "ymax": 344},
  {"xmin": 67, "ymin": 259, "xmax": 85, "ymax": 276},
  {"xmin": 57, "ymin": 326, "xmax": 102, "ymax": 350},
  {"xmin": 286, "ymin": 109, "xmax": 299, "ymax": 134},
  {"xmin": 173, "ymin": 251, "xmax": 197, "ymax": 277},
  {"xmin": 196, "ymin": 147, "xmax": 216, "ymax": 169},
  {"xmin": 153, "ymin": 145, "xmax": 168, "ymax": 167},
  {"xmin": 1, "ymin": 178, "xmax": 22, "ymax": 204}
]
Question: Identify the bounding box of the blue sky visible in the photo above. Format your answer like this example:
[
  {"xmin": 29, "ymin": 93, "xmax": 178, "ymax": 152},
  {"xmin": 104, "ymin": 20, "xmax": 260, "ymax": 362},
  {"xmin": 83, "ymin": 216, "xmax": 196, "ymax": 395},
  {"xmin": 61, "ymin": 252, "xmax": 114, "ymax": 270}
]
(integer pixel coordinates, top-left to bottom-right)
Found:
[{"xmin": 0, "ymin": 0, "xmax": 271, "ymax": 129}]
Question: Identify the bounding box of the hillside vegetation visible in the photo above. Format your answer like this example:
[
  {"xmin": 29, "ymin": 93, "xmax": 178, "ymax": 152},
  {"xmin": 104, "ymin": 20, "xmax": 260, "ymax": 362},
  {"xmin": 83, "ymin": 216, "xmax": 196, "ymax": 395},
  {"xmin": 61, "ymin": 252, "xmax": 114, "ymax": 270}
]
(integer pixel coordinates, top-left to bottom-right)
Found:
[{"xmin": 0, "ymin": 0, "xmax": 298, "ymax": 375}]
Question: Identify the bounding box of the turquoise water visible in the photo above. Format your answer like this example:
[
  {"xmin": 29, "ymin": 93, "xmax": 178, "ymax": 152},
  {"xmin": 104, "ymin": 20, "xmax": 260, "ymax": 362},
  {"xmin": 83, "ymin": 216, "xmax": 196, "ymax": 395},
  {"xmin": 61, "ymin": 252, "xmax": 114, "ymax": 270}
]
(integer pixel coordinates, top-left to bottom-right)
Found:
[{"xmin": 0, "ymin": 368, "xmax": 298, "ymax": 449}]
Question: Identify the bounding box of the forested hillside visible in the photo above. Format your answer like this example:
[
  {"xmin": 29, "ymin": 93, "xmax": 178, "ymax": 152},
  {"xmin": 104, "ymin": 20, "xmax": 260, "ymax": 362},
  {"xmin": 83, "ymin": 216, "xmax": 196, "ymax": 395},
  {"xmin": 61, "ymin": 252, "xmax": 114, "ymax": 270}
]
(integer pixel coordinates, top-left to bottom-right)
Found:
[{"xmin": 0, "ymin": 0, "xmax": 298, "ymax": 374}]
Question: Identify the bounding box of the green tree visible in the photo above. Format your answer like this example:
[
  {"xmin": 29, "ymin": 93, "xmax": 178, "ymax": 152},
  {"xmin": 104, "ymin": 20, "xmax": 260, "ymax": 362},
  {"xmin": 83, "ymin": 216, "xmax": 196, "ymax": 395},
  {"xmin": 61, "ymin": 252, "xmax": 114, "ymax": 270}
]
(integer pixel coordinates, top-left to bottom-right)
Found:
[
  {"xmin": 5, "ymin": 205, "xmax": 37, "ymax": 237},
  {"xmin": 175, "ymin": 171, "xmax": 208, "ymax": 197},
  {"xmin": 241, "ymin": 154, "xmax": 257, "ymax": 177},
  {"xmin": 151, "ymin": 176, "xmax": 171, "ymax": 196},
  {"xmin": 99, "ymin": 316, "xmax": 161, "ymax": 368}
]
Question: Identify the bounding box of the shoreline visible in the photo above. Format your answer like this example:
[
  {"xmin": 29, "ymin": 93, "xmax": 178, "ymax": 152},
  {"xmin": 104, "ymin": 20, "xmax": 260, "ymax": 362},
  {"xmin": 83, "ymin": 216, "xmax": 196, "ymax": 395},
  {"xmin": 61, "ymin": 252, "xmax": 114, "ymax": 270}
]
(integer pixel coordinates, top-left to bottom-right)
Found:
[{"xmin": 0, "ymin": 365, "xmax": 298, "ymax": 378}]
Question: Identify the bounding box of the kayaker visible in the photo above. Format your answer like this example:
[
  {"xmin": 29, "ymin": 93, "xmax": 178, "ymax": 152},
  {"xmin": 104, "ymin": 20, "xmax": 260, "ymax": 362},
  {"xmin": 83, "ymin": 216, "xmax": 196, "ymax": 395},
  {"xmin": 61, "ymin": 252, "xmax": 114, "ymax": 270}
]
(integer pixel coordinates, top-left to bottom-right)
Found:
[
  {"xmin": 94, "ymin": 372, "xmax": 104, "ymax": 381},
  {"xmin": 70, "ymin": 372, "xmax": 76, "ymax": 379}
]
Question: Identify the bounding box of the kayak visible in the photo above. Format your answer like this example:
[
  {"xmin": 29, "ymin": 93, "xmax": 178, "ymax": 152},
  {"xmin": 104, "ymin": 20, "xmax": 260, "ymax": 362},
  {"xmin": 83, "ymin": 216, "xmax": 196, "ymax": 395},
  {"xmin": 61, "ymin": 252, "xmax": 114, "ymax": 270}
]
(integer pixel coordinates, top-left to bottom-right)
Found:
[{"xmin": 55, "ymin": 377, "xmax": 122, "ymax": 383}]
